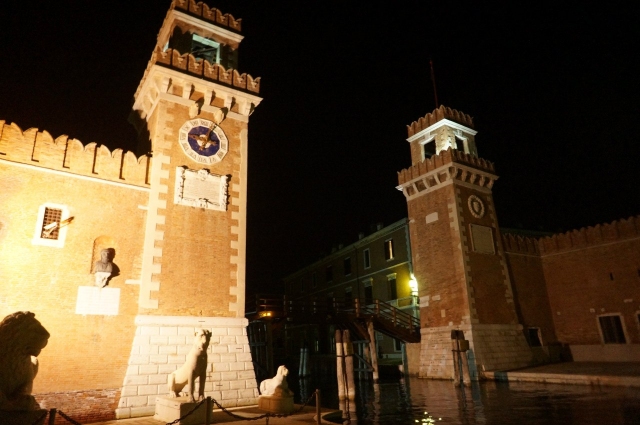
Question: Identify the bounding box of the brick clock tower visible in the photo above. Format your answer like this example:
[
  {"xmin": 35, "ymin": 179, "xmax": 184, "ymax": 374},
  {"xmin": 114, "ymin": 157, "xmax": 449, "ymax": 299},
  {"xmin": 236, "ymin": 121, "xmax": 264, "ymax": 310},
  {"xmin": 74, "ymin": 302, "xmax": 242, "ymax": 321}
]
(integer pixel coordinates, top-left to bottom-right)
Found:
[
  {"xmin": 118, "ymin": 1, "xmax": 261, "ymax": 417},
  {"xmin": 397, "ymin": 106, "xmax": 532, "ymax": 379}
]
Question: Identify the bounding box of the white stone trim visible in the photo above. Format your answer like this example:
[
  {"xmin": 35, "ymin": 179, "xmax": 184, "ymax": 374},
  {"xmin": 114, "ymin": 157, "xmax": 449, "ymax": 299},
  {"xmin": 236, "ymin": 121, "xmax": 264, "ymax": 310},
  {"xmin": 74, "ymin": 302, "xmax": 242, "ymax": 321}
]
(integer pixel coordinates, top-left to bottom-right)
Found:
[
  {"xmin": 407, "ymin": 118, "xmax": 477, "ymax": 144},
  {"xmin": 135, "ymin": 315, "xmax": 248, "ymax": 327},
  {"xmin": 158, "ymin": 10, "xmax": 244, "ymax": 47}
]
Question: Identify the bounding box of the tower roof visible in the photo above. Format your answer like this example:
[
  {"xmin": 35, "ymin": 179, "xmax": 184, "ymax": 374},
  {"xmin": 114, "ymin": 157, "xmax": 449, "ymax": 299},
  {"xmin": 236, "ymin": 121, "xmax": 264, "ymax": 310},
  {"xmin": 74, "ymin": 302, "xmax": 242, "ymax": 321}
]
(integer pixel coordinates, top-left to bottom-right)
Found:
[{"xmin": 407, "ymin": 105, "xmax": 474, "ymax": 137}]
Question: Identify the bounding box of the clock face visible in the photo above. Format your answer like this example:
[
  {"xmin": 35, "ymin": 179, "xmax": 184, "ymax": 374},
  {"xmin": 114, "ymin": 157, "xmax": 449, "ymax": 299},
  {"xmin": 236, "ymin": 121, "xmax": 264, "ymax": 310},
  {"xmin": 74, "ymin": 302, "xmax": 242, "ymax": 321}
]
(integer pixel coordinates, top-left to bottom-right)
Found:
[{"xmin": 178, "ymin": 119, "xmax": 229, "ymax": 165}]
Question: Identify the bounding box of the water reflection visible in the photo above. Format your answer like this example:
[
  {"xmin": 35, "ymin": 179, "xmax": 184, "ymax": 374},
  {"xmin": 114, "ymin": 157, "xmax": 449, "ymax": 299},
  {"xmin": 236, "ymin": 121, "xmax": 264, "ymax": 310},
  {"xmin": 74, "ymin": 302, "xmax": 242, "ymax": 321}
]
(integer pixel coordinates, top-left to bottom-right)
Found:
[{"xmin": 292, "ymin": 376, "xmax": 640, "ymax": 425}]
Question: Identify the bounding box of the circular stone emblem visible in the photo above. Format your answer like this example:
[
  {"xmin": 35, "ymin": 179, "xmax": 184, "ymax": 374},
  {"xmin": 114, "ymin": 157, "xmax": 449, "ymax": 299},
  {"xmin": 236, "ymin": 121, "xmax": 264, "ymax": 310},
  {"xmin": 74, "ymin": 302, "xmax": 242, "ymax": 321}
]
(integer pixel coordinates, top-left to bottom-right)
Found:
[{"xmin": 468, "ymin": 195, "xmax": 485, "ymax": 218}]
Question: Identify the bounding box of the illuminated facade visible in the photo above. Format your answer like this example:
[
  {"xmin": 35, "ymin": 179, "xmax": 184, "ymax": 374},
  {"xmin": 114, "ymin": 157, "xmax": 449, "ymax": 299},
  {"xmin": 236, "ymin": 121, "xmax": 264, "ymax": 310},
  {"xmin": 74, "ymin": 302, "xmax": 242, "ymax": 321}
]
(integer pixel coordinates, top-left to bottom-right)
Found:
[{"xmin": 0, "ymin": 1, "xmax": 261, "ymax": 421}]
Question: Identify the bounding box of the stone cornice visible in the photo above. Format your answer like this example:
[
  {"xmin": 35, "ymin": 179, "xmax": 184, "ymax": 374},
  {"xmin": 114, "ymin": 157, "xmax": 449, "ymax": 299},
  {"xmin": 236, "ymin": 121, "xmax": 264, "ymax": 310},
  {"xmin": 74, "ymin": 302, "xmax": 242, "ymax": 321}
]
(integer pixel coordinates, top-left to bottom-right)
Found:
[
  {"xmin": 396, "ymin": 161, "xmax": 497, "ymax": 200},
  {"xmin": 407, "ymin": 118, "xmax": 477, "ymax": 145},
  {"xmin": 397, "ymin": 148, "xmax": 497, "ymax": 199},
  {"xmin": 132, "ymin": 61, "xmax": 262, "ymax": 121}
]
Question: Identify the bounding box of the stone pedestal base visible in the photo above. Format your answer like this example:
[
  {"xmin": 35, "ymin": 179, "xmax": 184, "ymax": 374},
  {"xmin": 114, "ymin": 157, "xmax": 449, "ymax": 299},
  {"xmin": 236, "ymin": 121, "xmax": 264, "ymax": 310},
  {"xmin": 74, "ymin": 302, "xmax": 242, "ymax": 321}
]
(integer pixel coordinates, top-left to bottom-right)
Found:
[
  {"xmin": 0, "ymin": 409, "xmax": 47, "ymax": 425},
  {"xmin": 420, "ymin": 324, "xmax": 533, "ymax": 380},
  {"xmin": 258, "ymin": 395, "xmax": 294, "ymax": 414},
  {"xmin": 154, "ymin": 396, "xmax": 208, "ymax": 425}
]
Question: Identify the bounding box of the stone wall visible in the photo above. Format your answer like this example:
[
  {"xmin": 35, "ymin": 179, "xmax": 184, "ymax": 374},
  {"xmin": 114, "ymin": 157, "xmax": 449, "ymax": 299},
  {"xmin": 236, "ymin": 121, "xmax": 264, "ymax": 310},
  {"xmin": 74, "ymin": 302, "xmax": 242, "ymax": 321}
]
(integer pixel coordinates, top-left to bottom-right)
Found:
[{"xmin": 116, "ymin": 316, "xmax": 257, "ymax": 419}]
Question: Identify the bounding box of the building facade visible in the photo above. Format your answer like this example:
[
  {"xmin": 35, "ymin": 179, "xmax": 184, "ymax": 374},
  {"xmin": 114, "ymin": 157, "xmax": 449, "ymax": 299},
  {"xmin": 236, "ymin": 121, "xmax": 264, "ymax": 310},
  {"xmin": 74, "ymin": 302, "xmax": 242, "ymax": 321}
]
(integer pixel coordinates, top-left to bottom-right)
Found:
[
  {"xmin": 283, "ymin": 105, "xmax": 640, "ymax": 381},
  {"xmin": 0, "ymin": 1, "xmax": 262, "ymax": 421},
  {"xmin": 283, "ymin": 219, "xmax": 418, "ymax": 359}
]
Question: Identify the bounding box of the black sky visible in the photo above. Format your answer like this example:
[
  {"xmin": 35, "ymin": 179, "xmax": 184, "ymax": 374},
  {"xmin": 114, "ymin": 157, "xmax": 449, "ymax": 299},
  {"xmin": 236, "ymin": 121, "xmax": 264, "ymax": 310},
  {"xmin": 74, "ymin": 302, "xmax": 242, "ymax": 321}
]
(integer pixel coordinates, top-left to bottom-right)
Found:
[{"xmin": 1, "ymin": 1, "xmax": 638, "ymax": 295}]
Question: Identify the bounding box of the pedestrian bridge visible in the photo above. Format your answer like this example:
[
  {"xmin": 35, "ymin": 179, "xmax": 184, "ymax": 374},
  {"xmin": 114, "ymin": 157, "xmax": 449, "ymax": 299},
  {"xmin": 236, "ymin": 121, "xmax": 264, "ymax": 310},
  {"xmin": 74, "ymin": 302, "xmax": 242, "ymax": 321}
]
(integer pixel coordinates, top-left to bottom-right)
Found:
[{"xmin": 245, "ymin": 294, "xmax": 421, "ymax": 343}]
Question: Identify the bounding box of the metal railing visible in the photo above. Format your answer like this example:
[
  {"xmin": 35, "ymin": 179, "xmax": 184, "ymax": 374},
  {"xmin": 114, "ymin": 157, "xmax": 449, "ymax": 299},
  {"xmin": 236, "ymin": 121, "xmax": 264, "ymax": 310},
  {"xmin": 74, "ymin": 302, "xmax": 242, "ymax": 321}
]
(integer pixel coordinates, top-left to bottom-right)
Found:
[{"xmin": 246, "ymin": 294, "xmax": 421, "ymax": 343}]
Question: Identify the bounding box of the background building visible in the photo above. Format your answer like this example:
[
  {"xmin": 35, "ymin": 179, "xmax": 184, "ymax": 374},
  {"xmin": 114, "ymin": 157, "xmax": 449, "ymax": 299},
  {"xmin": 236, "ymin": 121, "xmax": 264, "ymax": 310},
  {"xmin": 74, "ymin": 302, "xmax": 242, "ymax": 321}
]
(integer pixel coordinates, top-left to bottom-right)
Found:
[{"xmin": 282, "ymin": 218, "xmax": 418, "ymax": 361}]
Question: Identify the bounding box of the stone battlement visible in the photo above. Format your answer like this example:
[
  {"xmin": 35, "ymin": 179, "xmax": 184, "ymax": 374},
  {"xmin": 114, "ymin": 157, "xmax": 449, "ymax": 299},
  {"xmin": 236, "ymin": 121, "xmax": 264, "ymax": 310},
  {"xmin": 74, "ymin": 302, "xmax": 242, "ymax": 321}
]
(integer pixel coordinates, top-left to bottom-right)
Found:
[
  {"xmin": 538, "ymin": 215, "xmax": 640, "ymax": 256},
  {"xmin": 397, "ymin": 147, "xmax": 495, "ymax": 185},
  {"xmin": 502, "ymin": 216, "xmax": 640, "ymax": 256},
  {"xmin": 0, "ymin": 121, "xmax": 150, "ymax": 187},
  {"xmin": 135, "ymin": 47, "xmax": 260, "ymax": 100},
  {"xmin": 407, "ymin": 105, "xmax": 475, "ymax": 137},
  {"xmin": 173, "ymin": 0, "xmax": 242, "ymax": 32},
  {"xmin": 502, "ymin": 233, "xmax": 540, "ymax": 255}
]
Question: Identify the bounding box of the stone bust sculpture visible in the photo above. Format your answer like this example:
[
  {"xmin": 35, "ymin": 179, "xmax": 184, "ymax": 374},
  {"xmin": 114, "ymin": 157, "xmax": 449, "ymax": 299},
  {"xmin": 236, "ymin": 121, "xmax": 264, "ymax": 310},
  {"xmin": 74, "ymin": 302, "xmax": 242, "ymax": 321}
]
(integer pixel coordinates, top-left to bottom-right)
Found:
[{"xmin": 94, "ymin": 248, "xmax": 114, "ymax": 287}]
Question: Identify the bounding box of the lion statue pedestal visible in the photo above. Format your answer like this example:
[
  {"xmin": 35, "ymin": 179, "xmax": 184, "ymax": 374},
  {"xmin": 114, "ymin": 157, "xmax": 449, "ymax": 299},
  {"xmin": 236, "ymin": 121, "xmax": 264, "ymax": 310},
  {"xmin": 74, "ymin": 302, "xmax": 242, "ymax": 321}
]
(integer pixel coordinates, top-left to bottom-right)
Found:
[
  {"xmin": 258, "ymin": 365, "xmax": 294, "ymax": 414},
  {"xmin": 155, "ymin": 329, "xmax": 212, "ymax": 425},
  {"xmin": 0, "ymin": 311, "xmax": 50, "ymax": 425}
]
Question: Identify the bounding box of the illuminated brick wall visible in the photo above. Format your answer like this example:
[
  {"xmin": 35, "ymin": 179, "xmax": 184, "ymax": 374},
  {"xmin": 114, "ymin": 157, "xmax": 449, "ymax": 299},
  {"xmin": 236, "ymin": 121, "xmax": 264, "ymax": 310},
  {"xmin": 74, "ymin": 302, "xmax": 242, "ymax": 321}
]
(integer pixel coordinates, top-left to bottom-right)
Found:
[{"xmin": 0, "ymin": 126, "xmax": 149, "ymax": 421}]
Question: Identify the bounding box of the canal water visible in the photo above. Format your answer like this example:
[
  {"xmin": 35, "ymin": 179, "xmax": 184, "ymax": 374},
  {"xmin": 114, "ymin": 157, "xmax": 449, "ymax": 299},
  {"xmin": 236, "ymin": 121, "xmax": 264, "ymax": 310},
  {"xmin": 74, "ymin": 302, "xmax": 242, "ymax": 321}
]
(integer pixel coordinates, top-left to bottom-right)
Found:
[{"xmin": 291, "ymin": 376, "xmax": 640, "ymax": 425}]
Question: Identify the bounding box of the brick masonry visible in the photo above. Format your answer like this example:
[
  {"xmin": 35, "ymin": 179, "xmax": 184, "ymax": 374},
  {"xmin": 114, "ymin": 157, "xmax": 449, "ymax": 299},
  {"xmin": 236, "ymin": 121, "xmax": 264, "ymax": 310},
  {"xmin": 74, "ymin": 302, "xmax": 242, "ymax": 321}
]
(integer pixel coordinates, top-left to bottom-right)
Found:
[
  {"xmin": 398, "ymin": 115, "xmax": 533, "ymax": 378},
  {"xmin": 0, "ymin": 2, "xmax": 263, "ymax": 421}
]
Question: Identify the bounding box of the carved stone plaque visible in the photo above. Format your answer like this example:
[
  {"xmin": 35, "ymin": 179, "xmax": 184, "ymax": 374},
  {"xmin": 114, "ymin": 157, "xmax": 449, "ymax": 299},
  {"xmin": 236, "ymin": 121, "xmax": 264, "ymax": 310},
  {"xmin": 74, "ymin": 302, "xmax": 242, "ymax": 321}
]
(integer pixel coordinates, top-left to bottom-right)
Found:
[
  {"xmin": 469, "ymin": 224, "xmax": 495, "ymax": 254},
  {"xmin": 76, "ymin": 287, "xmax": 120, "ymax": 315},
  {"xmin": 174, "ymin": 167, "xmax": 228, "ymax": 211}
]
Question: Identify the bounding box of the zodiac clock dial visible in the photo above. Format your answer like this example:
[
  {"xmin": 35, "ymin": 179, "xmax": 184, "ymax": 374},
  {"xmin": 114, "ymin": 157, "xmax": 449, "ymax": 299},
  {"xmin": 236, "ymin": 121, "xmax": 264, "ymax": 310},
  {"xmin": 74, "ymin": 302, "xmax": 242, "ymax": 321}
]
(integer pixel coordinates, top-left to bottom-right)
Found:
[{"xmin": 178, "ymin": 118, "xmax": 229, "ymax": 165}]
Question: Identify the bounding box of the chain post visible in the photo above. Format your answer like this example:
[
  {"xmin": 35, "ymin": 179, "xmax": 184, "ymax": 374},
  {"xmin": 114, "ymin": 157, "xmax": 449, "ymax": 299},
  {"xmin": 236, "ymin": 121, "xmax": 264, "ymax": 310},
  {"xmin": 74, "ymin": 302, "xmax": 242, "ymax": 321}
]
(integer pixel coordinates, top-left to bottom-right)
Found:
[
  {"xmin": 206, "ymin": 396, "xmax": 212, "ymax": 425},
  {"xmin": 48, "ymin": 408, "xmax": 56, "ymax": 425},
  {"xmin": 316, "ymin": 389, "xmax": 321, "ymax": 425}
]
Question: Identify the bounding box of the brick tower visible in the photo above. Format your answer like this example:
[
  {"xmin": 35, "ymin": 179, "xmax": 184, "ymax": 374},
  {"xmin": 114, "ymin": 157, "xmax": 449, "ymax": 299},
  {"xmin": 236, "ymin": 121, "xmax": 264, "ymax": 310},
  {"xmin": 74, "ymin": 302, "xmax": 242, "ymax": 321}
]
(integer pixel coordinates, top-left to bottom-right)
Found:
[
  {"xmin": 118, "ymin": 1, "xmax": 262, "ymax": 417},
  {"xmin": 397, "ymin": 106, "xmax": 532, "ymax": 379}
]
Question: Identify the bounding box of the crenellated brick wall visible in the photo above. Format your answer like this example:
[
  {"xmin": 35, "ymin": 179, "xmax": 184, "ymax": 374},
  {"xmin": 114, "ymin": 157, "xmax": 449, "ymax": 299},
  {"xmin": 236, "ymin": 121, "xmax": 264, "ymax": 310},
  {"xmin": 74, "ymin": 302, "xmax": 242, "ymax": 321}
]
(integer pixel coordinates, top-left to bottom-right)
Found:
[
  {"xmin": 397, "ymin": 147, "xmax": 495, "ymax": 186},
  {"xmin": 407, "ymin": 105, "xmax": 475, "ymax": 137},
  {"xmin": 173, "ymin": 0, "xmax": 242, "ymax": 32},
  {"xmin": 0, "ymin": 121, "xmax": 150, "ymax": 187},
  {"xmin": 502, "ymin": 216, "xmax": 640, "ymax": 358},
  {"xmin": 538, "ymin": 216, "xmax": 640, "ymax": 255}
]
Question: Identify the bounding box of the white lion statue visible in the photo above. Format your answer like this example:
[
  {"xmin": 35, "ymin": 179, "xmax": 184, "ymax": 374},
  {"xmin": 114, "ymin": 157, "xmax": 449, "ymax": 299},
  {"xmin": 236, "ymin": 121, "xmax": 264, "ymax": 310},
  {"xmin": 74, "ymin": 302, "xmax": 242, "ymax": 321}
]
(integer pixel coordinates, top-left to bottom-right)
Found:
[
  {"xmin": 167, "ymin": 329, "xmax": 211, "ymax": 402},
  {"xmin": 260, "ymin": 365, "xmax": 293, "ymax": 397},
  {"xmin": 0, "ymin": 312, "xmax": 50, "ymax": 411}
]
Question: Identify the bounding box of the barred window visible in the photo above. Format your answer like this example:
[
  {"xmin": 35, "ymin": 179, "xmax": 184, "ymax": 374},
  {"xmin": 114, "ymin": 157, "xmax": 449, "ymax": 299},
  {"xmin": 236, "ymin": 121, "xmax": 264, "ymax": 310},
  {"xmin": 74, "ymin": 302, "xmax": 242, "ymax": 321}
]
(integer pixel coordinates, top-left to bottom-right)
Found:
[
  {"xmin": 33, "ymin": 203, "xmax": 70, "ymax": 248},
  {"xmin": 41, "ymin": 207, "xmax": 62, "ymax": 240}
]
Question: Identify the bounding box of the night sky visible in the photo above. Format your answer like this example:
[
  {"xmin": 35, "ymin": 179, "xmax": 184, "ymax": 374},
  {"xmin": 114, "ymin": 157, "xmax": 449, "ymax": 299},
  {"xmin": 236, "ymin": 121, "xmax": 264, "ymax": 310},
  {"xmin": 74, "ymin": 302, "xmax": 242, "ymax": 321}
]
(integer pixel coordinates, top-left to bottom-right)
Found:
[{"xmin": 1, "ymin": 1, "xmax": 638, "ymax": 295}]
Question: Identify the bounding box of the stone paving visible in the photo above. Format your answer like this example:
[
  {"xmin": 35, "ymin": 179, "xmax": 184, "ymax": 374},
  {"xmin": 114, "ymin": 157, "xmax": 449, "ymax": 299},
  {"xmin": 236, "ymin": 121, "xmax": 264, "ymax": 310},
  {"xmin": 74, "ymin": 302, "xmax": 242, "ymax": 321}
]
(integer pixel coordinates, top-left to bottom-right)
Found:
[
  {"xmin": 91, "ymin": 362, "xmax": 640, "ymax": 425},
  {"xmin": 484, "ymin": 361, "xmax": 640, "ymax": 387},
  {"xmin": 93, "ymin": 405, "xmax": 322, "ymax": 425}
]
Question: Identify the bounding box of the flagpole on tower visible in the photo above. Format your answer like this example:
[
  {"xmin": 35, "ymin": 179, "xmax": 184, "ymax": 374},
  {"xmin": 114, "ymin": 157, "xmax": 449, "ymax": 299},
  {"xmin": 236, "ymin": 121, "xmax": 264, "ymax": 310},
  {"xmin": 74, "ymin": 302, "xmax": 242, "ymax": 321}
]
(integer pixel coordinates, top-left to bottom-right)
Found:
[{"xmin": 430, "ymin": 58, "xmax": 439, "ymax": 108}]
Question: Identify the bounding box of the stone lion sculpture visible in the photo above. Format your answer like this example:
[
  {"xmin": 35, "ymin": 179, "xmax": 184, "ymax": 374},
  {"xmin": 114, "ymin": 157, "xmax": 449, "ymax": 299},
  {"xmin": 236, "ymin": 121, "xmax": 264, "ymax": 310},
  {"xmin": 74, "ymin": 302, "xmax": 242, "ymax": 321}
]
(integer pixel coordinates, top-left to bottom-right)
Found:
[
  {"xmin": 168, "ymin": 329, "xmax": 211, "ymax": 403},
  {"xmin": 260, "ymin": 365, "xmax": 293, "ymax": 397},
  {"xmin": 0, "ymin": 312, "xmax": 50, "ymax": 411}
]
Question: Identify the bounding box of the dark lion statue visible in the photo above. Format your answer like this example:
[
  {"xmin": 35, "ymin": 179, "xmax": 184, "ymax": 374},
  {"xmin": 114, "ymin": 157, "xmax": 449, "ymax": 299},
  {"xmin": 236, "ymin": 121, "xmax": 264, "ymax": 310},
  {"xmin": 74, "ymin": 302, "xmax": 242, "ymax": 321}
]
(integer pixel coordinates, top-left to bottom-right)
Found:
[{"xmin": 0, "ymin": 311, "xmax": 50, "ymax": 411}]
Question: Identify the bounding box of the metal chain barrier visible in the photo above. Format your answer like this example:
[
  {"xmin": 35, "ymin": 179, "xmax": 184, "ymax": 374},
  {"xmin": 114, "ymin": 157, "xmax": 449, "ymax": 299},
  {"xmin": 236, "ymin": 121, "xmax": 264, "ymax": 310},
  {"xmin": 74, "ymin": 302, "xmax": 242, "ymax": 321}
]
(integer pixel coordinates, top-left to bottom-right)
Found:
[
  {"xmin": 35, "ymin": 388, "xmax": 321, "ymax": 425},
  {"xmin": 29, "ymin": 410, "xmax": 48, "ymax": 425},
  {"xmin": 57, "ymin": 409, "xmax": 83, "ymax": 425},
  {"xmin": 209, "ymin": 388, "xmax": 319, "ymax": 422}
]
